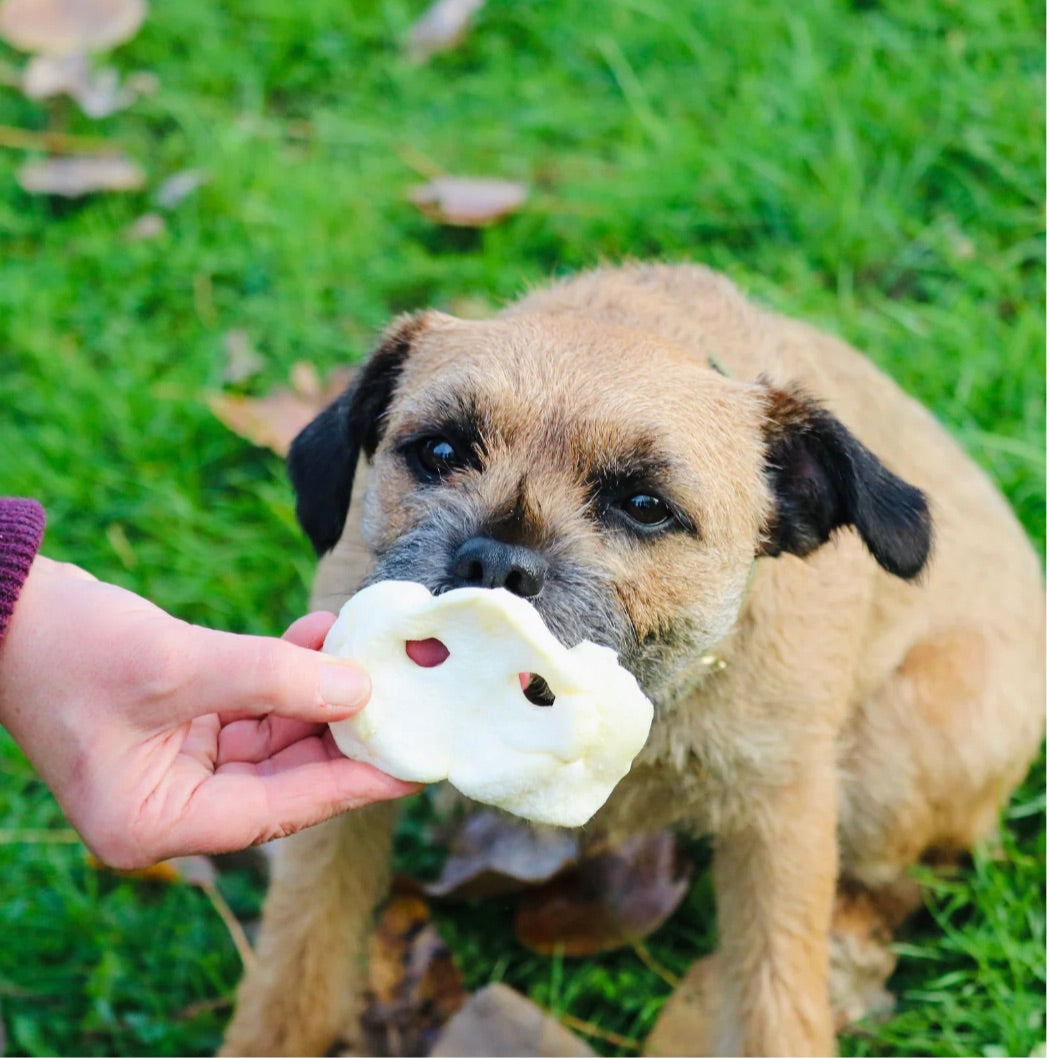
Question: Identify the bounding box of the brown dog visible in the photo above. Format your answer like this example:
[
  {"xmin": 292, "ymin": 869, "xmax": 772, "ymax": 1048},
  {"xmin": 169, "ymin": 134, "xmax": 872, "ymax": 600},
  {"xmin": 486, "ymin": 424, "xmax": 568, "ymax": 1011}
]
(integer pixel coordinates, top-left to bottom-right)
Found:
[{"xmin": 221, "ymin": 263, "xmax": 1044, "ymax": 1057}]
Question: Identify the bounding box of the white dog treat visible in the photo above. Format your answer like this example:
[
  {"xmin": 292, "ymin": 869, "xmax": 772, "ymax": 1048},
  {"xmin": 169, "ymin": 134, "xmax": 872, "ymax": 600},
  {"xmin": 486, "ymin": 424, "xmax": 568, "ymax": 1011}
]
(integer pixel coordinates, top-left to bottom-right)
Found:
[{"xmin": 323, "ymin": 580, "xmax": 654, "ymax": 827}]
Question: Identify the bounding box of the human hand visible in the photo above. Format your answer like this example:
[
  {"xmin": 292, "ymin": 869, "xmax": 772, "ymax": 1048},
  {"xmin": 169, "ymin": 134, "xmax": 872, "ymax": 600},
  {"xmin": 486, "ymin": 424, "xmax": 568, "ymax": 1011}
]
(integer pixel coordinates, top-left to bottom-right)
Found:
[{"xmin": 0, "ymin": 556, "xmax": 418, "ymax": 869}]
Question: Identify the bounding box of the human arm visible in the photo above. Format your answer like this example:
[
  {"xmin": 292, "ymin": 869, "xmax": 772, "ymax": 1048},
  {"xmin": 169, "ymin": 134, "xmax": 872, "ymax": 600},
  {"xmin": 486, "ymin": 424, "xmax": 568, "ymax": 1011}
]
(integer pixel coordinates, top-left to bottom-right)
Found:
[{"xmin": 0, "ymin": 543, "xmax": 417, "ymax": 869}]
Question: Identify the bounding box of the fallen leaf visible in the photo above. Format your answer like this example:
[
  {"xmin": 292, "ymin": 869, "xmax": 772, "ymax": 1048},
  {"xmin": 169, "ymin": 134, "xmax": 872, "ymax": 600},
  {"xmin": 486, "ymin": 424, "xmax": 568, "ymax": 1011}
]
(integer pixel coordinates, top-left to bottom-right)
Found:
[
  {"xmin": 153, "ymin": 168, "xmax": 207, "ymax": 209},
  {"xmin": 430, "ymin": 983, "xmax": 595, "ymax": 1058},
  {"xmin": 124, "ymin": 68, "xmax": 158, "ymax": 95},
  {"xmin": 22, "ymin": 51, "xmax": 84, "ymax": 95},
  {"xmin": 86, "ymin": 852, "xmax": 221, "ymax": 889},
  {"xmin": 515, "ymin": 832, "xmax": 692, "ymax": 956},
  {"xmin": 24, "ymin": 54, "xmax": 137, "ymax": 116},
  {"xmin": 222, "ymin": 328, "xmax": 265, "ymax": 384},
  {"xmin": 209, "ymin": 363, "xmax": 353, "ymax": 456},
  {"xmin": 409, "ymin": 176, "xmax": 527, "ymax": 227},
  {"xmin": 85, "ymin": 851, "xmax": 180, "ymax": 883},
  {"xmin": 0, "ymin": 0, "xmax": 147, "ymax": 55},
  {"xmin": 360, "ymin": 890, "xmax": 468, "ymax": 1057},
  {"xmin": 75, "ymin": 66, "xmax": 134, "ymax": 116},
  {"xmin": 124, "ymin": 211, "xmax": 165, "ymax": 241},
  {"xmin": 406, "ymin": 0, "xmax": 486, "ymax": 63},
  {"xmin": 167, "ymin": 854, "xmax": 218, "ymax": 887},
  {"xmin": 643, "ymin": 956, "xmax": 718, "ymax": 1057},
  {"xmin": 17, "ymin": 153, "xmax": 145, "ymax": 196},
  {"xmin": 289, "ymin": 359, "xmax": 323, "ymax": 399},
  {"xmin": 425, "ymin": 810, "xmax": 579, "ymax": 900}
]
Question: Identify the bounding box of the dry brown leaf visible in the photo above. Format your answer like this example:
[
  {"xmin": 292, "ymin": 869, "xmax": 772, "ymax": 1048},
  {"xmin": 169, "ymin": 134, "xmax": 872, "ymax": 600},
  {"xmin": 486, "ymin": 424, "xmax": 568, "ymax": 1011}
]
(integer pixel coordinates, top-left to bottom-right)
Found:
[
  {"xmin": 86, "ymin": 853, "xmax": 218, "ymax": 887},
  {"xmin": 17, "ymin": 153, "xmax": 145, "ymax": 196},
  {"xmin": 22, "ymin": 51, "xmax": 85, "ymax": 96},
  {"xmin": 360, "ymin": 889, "xmax": 468, "ymax": 1057},
  {"xmin": 288, "ymin": 359, "xmax": 324, "ymax": 399},
  {"xmin": 0, "ymin": 0, "xmax": 147, "ymax": 54},
  {"xmin": 409, "ymin": 176, "xmax": 527, "ymax": 227},
  {"xmin": 153, "ymin": 168, "xmax": 207, "ymax": 209},
  {"xmin": 124, "ymin": 68, "xmax": 157, "ymax": 95},
  {"xmin": 209, "ymin": 390, "xmax": 314, "ymax": 457},
  {"xmin": 85, "ymin": 852, "xmax": 180, "ymax": 883},
  {"xmin": 222, "ymin": 328, "xmax": 265, "ymax": 385},
  {"xmin": 209, "ymin": 363, "xmax": 353, "ymax": 456},
  {"xmin": 515, "ymin": 832, "xmax": 692, "ymax": 956},
  {"xmin": 425, "ymin": 810, "xmax": 579, "ymax": 900},
  {"xmin": 430, "ymin": 983, "xmax": 595, "ymax": 1058},
  {"xmin": 406, "ymin": 0, "xmax": 486, "ymax": 63},
  {"xmin": 124, "ymin": 211, "xmax": 165, "ymax": 241},
  {"xmin": 23, "ymin": 52, "xmax": 136, "ymax": 116}
]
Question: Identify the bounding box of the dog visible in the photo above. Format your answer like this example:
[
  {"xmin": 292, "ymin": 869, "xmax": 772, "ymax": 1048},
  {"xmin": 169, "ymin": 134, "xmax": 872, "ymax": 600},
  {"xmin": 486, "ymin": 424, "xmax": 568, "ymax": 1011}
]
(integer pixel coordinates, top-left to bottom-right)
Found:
[{"xmin": 221, "ymin": 263, "xmax": 1044, "ymax": 1056}]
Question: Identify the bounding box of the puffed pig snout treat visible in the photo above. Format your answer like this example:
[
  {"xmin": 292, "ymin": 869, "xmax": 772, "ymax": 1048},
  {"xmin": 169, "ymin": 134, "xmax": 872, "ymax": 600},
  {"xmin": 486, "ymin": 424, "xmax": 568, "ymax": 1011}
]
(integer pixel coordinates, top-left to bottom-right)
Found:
[{"xmin": 322, "ymin": 580, "xmax": 654, "ymax": 827}]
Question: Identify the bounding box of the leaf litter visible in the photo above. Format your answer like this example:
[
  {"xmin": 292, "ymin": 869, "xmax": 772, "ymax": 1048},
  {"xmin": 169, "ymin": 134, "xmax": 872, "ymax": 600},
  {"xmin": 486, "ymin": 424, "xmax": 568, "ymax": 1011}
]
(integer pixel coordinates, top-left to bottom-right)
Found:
[
  {"xmin": 209, "ymin": 362, "xmax": 354, "ymax": 457},
  {"xmin": 408, "ymin": 176, "xmax": 527, "ymax": 227},
  {"xmin": 359, "ymin": 887, "xmax": 468, "ymax": 1057},
  {"xmin": 17, "ymin": 153, "xmax": 145, "ymax": 195},
  {"xmin": 514, "ymin": 831, "xmax": 693, "ymax": 956},
  {"xmin": 3, "ymin": 0, "xmax": 152, "ymax": 194},
  {"xmin": 22, "ymin": 52, "xmax": 137, "ymax": 117},
  {"xmin": 0, "ymin": 0, "xmax": 146, "ymax": 55},
  {"xmin": 424, "ymin": 809, "xmax": 580, "ymax": 899},
  {"xmin": 405, "ymin": 0, "xmax": 486, "ymax": 63},
  {"xmin": 430, "ymin": 983, "xmax": 595, "ymax": 1057}
]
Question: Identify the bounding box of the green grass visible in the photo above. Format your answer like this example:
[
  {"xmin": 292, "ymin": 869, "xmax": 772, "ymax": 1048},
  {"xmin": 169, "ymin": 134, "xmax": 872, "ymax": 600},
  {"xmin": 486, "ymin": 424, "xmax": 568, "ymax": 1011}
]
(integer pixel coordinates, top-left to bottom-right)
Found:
[{"xmin": 0, "ymin": 0, "xmax": 1043, "ymax": 1054}]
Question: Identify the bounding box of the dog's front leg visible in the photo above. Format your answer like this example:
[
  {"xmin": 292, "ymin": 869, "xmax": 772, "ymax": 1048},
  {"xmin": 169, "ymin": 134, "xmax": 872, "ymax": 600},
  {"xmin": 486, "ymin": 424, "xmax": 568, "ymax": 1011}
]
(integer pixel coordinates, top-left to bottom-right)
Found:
[
  {"xmin": 711, "ymin": 751, "xmax": 839, "ymax": 1057},
  {"xmin": 221, "ymin": 802, "xmax": 397, "ymax": 1057}
]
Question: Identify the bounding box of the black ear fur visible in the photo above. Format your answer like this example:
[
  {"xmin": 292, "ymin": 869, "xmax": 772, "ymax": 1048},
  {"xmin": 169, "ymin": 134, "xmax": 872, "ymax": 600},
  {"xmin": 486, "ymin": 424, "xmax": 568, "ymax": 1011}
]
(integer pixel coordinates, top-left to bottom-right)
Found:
[
  {"xmin": 287, "ymin": 315, "xmax": 423, "ymax": 555},
  {"xmin": 759, "ymin": 384, "xmax": 932, "ymax": 580}
]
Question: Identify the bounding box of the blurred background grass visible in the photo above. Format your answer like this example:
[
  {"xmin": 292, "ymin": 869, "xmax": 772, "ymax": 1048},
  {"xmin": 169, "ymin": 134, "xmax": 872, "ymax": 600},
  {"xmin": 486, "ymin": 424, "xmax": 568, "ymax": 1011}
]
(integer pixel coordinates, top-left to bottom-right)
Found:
[{"xmin": 0, "ymin": 0, "xmax": 1043, "ymax": 1054}]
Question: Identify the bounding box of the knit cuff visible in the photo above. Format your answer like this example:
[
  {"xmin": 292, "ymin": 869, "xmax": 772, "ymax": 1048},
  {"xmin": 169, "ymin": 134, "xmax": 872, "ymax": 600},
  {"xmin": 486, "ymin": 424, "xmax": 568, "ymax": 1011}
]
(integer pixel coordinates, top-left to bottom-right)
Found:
[{"xmin": 0, "ymin": 499, "xmax": 46, "ymax": 646}]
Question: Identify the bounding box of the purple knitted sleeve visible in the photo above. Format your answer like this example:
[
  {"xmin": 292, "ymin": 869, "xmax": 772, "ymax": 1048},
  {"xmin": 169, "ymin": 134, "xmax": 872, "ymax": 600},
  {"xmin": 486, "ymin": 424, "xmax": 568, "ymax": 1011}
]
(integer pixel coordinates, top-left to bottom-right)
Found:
[{"xmin": 0, "ymin": 499, "xmax": 46, "ymax": 645}]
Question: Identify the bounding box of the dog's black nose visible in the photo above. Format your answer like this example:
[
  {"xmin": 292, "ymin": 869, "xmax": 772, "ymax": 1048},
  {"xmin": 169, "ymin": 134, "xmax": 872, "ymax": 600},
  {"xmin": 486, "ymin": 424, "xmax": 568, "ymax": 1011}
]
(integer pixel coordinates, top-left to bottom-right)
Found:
[{"xmin": 450, "ymin": 536, "xmax": 548, "ymax": 598}]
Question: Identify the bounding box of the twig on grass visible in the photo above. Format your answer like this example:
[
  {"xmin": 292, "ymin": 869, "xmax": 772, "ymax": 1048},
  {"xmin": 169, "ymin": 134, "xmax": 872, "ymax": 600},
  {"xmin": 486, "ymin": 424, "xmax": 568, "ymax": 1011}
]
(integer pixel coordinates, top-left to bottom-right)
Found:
[
  {"xmin": 631, "ymin": 940, "xmax": 680, "ymax": 988},
  {"xmin": 396, "ymin": 143, "xmax": 446, "ymax": 179},
  {"xmin": 202, "ymin": 881, "xmax": 256, "ymax": 970},
  {"xmin": 0, "ymin": 125, "xmax": 119, "ymax": 154},
  {"xmin": 171, "ymin": 994, "xmax": 234, "ymax": 1022},
  {"xmin": 559, "ymin": 1011, "xmax": 641, "ymax": 1050}
]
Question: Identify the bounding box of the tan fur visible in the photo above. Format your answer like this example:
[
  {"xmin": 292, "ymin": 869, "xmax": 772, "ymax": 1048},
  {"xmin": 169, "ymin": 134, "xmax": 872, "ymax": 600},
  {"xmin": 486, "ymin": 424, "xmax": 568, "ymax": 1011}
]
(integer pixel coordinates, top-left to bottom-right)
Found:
[{"xmin": 222, "ymin": 264, "xmax": 1044, "ymax": 1057}]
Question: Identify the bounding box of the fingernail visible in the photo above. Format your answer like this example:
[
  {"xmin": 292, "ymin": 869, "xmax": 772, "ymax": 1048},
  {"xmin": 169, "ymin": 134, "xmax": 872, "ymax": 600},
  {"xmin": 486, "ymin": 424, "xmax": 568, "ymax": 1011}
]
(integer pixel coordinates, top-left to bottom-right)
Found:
[{"xmin": 319, "ymin": 662, "xmax": 371, "ymax": 712}]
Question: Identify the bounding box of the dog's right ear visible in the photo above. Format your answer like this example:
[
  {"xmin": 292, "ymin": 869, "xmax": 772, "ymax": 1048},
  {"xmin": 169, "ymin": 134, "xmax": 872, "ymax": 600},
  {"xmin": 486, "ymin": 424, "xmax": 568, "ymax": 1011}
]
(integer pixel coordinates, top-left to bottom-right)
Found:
[
  {"xmin": 287, "ymin": 313, "xmax": 428, "ymax": 555},
  {"xmin": 757, "ymin": 381, "xmax": 932, "ymax": 580}
]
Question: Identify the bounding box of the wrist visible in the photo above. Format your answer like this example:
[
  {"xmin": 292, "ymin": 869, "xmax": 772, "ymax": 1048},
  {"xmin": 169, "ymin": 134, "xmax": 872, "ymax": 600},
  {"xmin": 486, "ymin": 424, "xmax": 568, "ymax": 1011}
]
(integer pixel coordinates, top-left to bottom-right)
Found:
[{"xmin": 0, "ymin": 499, "xmax": 46, "ymax": 646}]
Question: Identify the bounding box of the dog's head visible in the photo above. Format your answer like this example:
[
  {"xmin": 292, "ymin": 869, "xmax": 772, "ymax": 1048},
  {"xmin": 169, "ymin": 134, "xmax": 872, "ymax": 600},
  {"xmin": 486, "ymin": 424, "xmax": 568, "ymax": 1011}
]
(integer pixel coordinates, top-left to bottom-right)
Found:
[{"xmin": 289, "ymin": 310, "xmax": 930, "ymax": 696}]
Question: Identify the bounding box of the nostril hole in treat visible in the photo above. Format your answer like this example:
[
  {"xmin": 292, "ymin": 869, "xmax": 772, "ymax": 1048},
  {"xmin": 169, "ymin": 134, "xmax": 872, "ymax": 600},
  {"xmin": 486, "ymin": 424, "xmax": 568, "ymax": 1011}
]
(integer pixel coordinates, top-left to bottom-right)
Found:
[
  {"xmin": 521, "ymin": 673, "xmax": 556, "ymax": 707},
  {"xmin": 405, "ymin": 638, "xmax": 450, "ymax": 668}
]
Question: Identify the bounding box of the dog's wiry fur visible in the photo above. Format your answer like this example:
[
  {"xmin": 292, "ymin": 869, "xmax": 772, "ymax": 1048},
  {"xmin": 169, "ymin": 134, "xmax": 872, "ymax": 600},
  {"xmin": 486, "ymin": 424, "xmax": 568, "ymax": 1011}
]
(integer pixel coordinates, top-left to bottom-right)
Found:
[{"xmin": 222, "ymin": 264, "xmax": 1044, "ymax": 1057}]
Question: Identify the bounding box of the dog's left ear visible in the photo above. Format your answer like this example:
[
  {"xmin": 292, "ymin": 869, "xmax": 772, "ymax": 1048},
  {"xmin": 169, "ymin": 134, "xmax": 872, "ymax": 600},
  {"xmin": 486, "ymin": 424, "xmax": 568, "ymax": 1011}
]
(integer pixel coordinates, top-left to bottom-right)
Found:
[
  {"xmin": 287, "ymin": 312, "xmax": 430, "ymax": 555},
  {"xmin": 758, "ymin": 383, "xmax": 932, "ymax": 580}
]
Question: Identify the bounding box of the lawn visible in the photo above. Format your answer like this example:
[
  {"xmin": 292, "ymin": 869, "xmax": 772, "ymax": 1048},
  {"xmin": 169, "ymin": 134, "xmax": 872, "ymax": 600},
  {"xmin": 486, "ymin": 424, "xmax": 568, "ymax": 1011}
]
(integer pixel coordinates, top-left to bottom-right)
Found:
[{"xmin": 0, "ymin": 0, "xmax": 1043, "ymax": 1055}]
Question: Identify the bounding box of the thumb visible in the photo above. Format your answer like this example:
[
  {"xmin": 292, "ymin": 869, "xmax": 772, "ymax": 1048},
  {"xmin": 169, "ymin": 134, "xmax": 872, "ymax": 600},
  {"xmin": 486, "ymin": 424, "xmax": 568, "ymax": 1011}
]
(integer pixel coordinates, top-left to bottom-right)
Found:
[{"xmin": 173, "ymin": 624, "xmax": 372, "ymax": 726}]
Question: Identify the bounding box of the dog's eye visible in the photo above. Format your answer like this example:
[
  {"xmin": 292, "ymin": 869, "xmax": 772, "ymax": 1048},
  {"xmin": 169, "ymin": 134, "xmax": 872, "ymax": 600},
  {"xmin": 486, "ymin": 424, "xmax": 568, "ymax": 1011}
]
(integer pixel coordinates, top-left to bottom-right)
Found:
[
  {"xmin": 619, "ymin": 493, "xmax": 672, "ymax": 528},
  {"xmin": 413, "ymin": 436, "xmax": 462, "ymax": 481}
]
